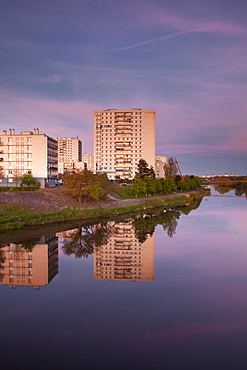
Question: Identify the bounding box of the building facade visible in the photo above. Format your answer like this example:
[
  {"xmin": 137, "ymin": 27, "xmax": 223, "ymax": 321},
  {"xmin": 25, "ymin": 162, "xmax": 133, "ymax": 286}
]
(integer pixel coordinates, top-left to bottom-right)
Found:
[
  {"xmin": 82, "ymin": 153, "xmax": 94, "ymax": 172},
  {"xmin": 94, "ymin": 109, "xmax": 156, "ymax": 181},
  {"xmin": 57, "ymin": 137, "xmax": 82, "ymax": 174},
  {"xmin": 0, "ymin": 128, "xmax": 58, "ymax": 188},
  {"xmin": 155, "ymin": 155, "xmax": 167, "ymax": 179}
]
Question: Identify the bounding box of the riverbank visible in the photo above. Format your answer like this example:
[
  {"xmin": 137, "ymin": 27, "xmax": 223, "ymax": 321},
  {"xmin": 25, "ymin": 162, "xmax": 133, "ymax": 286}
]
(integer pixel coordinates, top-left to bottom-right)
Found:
[{"xmin": 0, "ymin": 187, "xmax": 207, "ymax": 231}]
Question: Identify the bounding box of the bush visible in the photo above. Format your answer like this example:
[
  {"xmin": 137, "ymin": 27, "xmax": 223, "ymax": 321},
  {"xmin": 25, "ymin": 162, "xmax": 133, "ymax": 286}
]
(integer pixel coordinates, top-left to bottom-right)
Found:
[{"xmin": 6, "ymin": 221, "xmax": 23, "ymax": 229}]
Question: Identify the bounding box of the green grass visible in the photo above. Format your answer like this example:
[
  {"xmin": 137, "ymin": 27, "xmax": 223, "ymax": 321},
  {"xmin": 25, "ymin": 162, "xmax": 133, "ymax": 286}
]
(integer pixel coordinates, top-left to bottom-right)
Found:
[
  {"xmin": 0, "ymin": 189, "xmax": 207, "ymax": 232},
  {"xmin": 115, "ymin": 186, "xmax": 136, "ymax": 199}
]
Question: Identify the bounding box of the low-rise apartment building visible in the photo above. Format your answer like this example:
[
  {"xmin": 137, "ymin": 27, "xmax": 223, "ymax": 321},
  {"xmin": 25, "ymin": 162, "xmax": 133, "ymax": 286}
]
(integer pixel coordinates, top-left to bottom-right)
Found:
[{"xmin": 0, "ymin": 128, "xmax": 58, "ymax": 188}]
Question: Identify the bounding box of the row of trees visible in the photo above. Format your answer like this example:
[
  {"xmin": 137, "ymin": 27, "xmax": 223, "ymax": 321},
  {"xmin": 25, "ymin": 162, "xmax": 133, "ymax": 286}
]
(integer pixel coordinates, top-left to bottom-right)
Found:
[
  {"xmin": 130, "ymin": 158, "xmax": 202, "ymax": 197},
  {"xmin": 62, "ymin": 158, "xmax": 202, "ymax": 202}
]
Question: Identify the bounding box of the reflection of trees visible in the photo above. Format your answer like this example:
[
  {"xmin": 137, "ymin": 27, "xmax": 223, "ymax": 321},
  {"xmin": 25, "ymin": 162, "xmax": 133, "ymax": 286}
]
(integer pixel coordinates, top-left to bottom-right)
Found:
[
  {"xmin": 132, "ymin": 209, "xmax": 181, "ymax": 241},
  {"xmin": 214, "ymin": 184, "xmax": 234, "ymax": 194},
  {"xmin": 235, "ymin": 183, "xmax": 247, "ymax": 198},
  {"xmin": 132, "ymin": 215, "xmax": 156, "ymax": 243},
  {"xmin": 179, "ymin": 198, "xmax": 202, "ymax": 215},
  {"xmin": 214, "ymin": 183, "xmax": 247, "ymax": 198},
  {"xmin": 162, "ymin": 212, "xmax": 179, "ymax": 238},
  {"xmin": 17, "ymin": 237, "xmax": 41, "ymax": 252},
  {"xmin": 61, "ymin": 222, "xmax": 114, "ymax": 258},
  {"xmin": 61, "ymin": 198, "xmax": 203, "ymax": 256},
  {"xmin": 132, "ymin": 199, "xmax": 202, "ymax": 242}
]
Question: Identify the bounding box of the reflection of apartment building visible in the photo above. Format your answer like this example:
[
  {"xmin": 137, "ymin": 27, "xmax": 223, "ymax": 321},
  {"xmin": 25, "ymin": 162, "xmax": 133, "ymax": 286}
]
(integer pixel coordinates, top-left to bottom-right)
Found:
[
  {"xmin": 57, "ymin": 137, "xmax": 82, "ymax": 174},
  {"xmin": 0, "ymin": 128, "xmax": 58, "ymax": 188},
  {"xmin": 94, "ymin": 109, "xmax": 156, "ymax": 180},
  {"xmin": 155, "ymin": 155, "xmax": 167, "ymax": 179},
  {"xmin": 94, "ymin": 221, "xmax": 154, "ymax": 281},
  {"xmin": 0, "ymin": 235, "xmax": 58, "ymax": 289}
]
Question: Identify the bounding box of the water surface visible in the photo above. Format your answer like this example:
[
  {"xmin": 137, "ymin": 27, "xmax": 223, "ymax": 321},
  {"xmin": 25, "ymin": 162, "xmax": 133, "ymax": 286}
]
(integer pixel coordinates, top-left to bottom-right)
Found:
[{"xmin": 0, "ymin": 193, "xmax": 247, "ymax": 370}]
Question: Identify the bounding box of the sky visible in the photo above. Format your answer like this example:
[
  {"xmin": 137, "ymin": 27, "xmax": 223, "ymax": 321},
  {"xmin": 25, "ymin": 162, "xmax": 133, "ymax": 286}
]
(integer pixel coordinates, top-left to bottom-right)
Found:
[{"xmin": 0, "ymin": 0, "xmax": 246, "ymax": 176}]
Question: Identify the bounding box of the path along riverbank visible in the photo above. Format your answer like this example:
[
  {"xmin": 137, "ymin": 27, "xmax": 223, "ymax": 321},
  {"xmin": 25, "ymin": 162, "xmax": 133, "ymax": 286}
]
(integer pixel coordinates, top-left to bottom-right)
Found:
[{"xmin": 0, "ymin": 186, "xmax": 206, "ymax": 213}]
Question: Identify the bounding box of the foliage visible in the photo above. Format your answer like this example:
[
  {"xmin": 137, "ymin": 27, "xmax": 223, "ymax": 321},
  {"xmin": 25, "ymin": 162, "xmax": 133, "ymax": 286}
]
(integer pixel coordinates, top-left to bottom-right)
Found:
[
  {"xmin": 214, "ymin": 181, "xmax": 247, "ymax": 198},
  {"xmin": 132, "ymin": 209, "xmax": 181, "ymax": 241},
  {"xmin": 61, "ymin": 222, "xmax": 114, "ymax": 258},
  {"xmin": 18, "ymin": 237, "xmax": 41, "ymax": 251},
  {"xmin": 130, "ymin": 176, "xmax": 179, "ymax": 198},
  {"xmin": 63, "ymin": 169, "xmax": 112, "ymax": 203},
  {"xmin": 130, "ymin": 177, "xmax": 147, "ymax": 197},
  {"xmin": 136, "ymin": 159, "xmax": 156, "ymax": 179},
  {"xmin": 21, "ymin": 171, "xmax": 40, "ymax": 188}
]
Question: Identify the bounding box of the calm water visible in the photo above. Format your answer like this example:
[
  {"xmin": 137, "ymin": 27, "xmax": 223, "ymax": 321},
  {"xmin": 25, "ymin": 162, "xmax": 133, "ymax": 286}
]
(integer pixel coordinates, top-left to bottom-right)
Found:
[{"xmin": 1, "ymin": 190, "xmax": 247, "ymax": 370}]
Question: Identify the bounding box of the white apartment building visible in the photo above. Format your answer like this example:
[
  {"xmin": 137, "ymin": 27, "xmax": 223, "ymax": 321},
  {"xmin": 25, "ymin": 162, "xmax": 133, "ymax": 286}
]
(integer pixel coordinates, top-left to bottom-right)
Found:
[
  {"xmin": 155, "ymin": 155, "xmax": 167, "ymax": 179},
  {"xmin": 0, "ymin": 128, "xmax": 58, "ymax": 188},
  {"xmin": 57, "ymin": 137, "xmax": 82, "ymax": 174},
  {"xmin": 94, "ymin": 109, "xmax": 156, "ymax": 181}
]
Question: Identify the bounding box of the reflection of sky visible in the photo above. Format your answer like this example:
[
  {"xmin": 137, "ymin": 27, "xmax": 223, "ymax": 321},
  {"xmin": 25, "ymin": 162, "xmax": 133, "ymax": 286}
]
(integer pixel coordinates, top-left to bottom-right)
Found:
[{"xmin": 0, "ymin": 196, "xmax": 247, "ymax": 368}]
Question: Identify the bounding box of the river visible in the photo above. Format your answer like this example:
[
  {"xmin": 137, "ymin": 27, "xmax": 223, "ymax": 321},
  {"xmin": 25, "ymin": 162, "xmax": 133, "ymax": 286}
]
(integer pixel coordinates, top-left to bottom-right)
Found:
[{"xmin": 0, "ymin": 189, "xmax": 246, "ymax": 370}]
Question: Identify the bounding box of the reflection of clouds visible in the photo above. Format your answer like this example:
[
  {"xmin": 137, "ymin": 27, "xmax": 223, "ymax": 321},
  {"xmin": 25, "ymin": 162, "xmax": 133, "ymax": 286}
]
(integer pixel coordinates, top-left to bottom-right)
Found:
[{"xmin": 155, "ymin": 199, "xmax": 247, "ymax": 280}]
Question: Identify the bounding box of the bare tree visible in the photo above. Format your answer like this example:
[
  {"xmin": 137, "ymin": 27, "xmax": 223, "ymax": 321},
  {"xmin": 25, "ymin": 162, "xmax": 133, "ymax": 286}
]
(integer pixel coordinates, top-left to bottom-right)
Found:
[
  {"xmin": 12, "ymin": 168, "xmax": 22, "ymax": 187},
  {"xmin": 0, "ymin": 166, "xmax": 5, "ymax": 184}
]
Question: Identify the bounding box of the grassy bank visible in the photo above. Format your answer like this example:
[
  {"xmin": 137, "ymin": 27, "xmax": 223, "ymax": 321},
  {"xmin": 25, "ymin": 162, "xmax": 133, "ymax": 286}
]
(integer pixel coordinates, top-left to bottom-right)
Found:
[{"xmin": 0, "ymin": 191, "xmax": 206, "ymax": 231}]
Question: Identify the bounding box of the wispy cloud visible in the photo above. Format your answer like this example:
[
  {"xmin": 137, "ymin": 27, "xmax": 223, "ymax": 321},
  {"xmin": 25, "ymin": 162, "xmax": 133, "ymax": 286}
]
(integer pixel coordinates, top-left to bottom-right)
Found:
[{"xmin": 107, "ymin": 22, "xmax": 247, "ymax": 51}]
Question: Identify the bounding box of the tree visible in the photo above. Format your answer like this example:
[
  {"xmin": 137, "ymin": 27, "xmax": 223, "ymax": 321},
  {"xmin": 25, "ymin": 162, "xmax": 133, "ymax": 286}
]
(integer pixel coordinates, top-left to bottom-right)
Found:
[
  {"xmin": 130, "ymin": 178, "xmax": 146, "ymax": 197},
  {"xmin": 63, "ymin": 169, "xmax": 111, "ymax": 203},
  {"xmin": 12, "ymin": 168, "xmax": 22, "ymax": 187},
  {"xmin": 149, "ymin": 166, "xmax": 156, "ymax": 179},
  {"xmin": 90, "ymin": 181, "xmax": 105, "ymax": 201},
  {"xmin": 21, "ymin": 171, "xmax": 38, "ymax": 187},
  {"xmin": 145, "ymin": 177, "xmax": 157, "ymax": 196},
  {"xmin": 136, "ymin": 159, "xmax": 155, "ymax": 179},
  {"xmin": 164, "ymin": 157, "xmax": 178, "ymax": 178}
]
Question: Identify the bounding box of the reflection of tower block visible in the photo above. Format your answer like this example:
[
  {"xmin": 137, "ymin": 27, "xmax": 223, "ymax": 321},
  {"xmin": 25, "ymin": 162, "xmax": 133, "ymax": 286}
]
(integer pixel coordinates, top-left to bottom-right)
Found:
[
  {"xmin": 94, "ymin": 221, "xmax": 154, "ymax": 281},
  {"xmin": 0, "ymin": 235, "xmax": 58, "ymax": 289}
]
